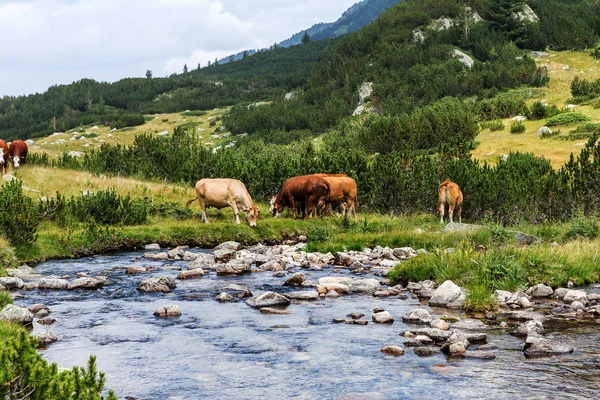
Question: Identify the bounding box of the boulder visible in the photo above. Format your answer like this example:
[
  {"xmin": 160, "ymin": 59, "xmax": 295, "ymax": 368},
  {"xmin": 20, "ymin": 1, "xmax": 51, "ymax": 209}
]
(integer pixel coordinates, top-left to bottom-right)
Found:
[
  {"xmin": 67, "ymin": 277, "xmax": 103, "ymax": 290},
  {"xmin": 450, "ymin": 319, "xmax": 490, "ymax": 331},
  {"xmin": 216, "ymin": 261, "xmax": 250, "ymax": 276},
  {"xmin": 36, "ymin": 331, "xmax": 59, "ymax": 346},
  {"xmin": 402, "ymin": 309, "xmax": 432, "ymax": 325},
  {"xmin": 0, "ymin": 304, "xmax": 33, "ymax": 324},
  {"xmin": 0, "ymin": 277, "xmax": 24, "ymax": 290},
  {"xmin": 554, "ymin": 288, "xmax": 569, "ymax": 300},
  {"xmin": 524, "ymin": 334, "xmax": 573, "ymax": 357},
  {"xmin": 144, "ymin": 243, "xmax": 160, "ymax": 250},
  {"xmin": 214, "ymin": 241, "xmax": 242, "ymax": 251},
  {"xmin": 441, "ymin": 331, "xmax": 470, "ymax": 355},
  {"xmin": 463, "ymin": 350, "xmax": 495, "ymax": 360},
  {"xmin": 413, "ymin": 346, "xmax": 441, "ymax": 357},
  {"xmin": 183, "ymin": 251, "xmax": 198, "ymax": 261},
  {"xmin": 29, "ymin": 304, "xmax": 50, "ymax": 315},
  {"xmin": 127, "ymin": 266, "xmax": 149, "ymax": 274},
  {"xmin": 216, "ymin": 292, "xmax": 235, "ymax": 302},
  {"xmin": 153, "ymin": 305, "xmax": 181, "ymax": 317},
  {"xmin": 258, "ymin": 260, "xmax": 283, "ymax": 272},
  {"xmin": 508, "ymin": 310, "xmax": 546, "ymax": 322},
  {"xmin": 537, "ymin": 126, "xmax": 552, "ymax": 138},
  {"xmin": 178, "ymin": 268, "xmax": 205, "ymax": 280},
  {"xmin": 372, "ymin": 311, "xmax": 394, "ymax": 324},
  {"xmin": 284, "ymin": 290, "xmax": 319, "ymax": 301},
  {"xmin": 284, "ymin": 272, "xmax": 307, "ymax": 286},
  {"xmin": 245, "ymin": 292, "xmax": 291, "ymax": 309},
  {"xmin": 563, "ymin": 290, "xmax": 587, "ymax": 304},
  {"xmin": 513, "ymin": 231, "xmax": 541, "ymax": 246},
  {"xmin": 495, "ymin": 290, "xmax": 513, "ymax": 304},
  {"xmin": 430, "ymin": 319, "xmax": 449, "ymax": 331},
  {"xmin": 137, "ymin": 276, "xmax": 176, "ymax": 293},
  {"xmin": 515, "ymin": 320, "xmax": 544, "ymax": 337},
  {"xmin": 167, "ymin": 246, "xmax": 188, "ymax": 260},
  {"xmin": 381, "ymin": 346, "xmax": 404, "ymax": 356},
  {"xmin": 347, "ymin": 279, "xmax": 381, "ymax": 294},
  {"xmin": 37, "ymin": 278, "xmax": 69, "ymax": 290},
  {"xmin": 527, "ymin": 284, "xmax": 554, "ymax": 298},
  {"xmin": 188, "ymin": 254, "xmax": 216, "ymax": 269},
  {"xmin": 144, "ymin": 252, "xmax": 169, "ymax": 261},
  {"xmin": 222, "ymin": 284, "xmax": 252, "ymax": 298},
  {"xmin": 429, "ymin": 280, "xmax": 465, "ymax": 308},
  {"xmin": 213, "ymin": 249, "xmax": 237, "ymax": 263}
]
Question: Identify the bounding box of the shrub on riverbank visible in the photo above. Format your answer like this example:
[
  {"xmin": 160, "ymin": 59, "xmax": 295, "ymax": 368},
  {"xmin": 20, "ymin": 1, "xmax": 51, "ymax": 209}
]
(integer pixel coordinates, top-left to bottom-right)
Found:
[
  {"xmin": 0, "ymin": 180, "xmax": 39, "ymax": 245},
  {"xmin": 0, "ymin": 325, "xmax": 117, "ymax": 399}
]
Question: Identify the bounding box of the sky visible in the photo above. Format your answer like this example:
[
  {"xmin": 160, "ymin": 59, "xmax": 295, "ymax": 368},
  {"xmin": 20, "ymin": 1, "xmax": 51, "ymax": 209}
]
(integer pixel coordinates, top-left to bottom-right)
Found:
[{"xmin": 0, "ymin": 0, "xmax": 359, "ymax": 97}]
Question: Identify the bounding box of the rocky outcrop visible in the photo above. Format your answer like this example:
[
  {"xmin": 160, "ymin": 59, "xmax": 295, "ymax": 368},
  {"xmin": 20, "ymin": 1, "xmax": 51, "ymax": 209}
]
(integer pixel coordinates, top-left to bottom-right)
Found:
[{"xmin": 452, "ymin": 49, "xmax": 475, "ymax": 68}]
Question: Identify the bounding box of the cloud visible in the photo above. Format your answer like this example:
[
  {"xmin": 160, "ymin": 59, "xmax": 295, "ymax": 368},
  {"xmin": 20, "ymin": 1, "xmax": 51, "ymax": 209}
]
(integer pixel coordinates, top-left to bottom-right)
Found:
[{"xmin": 0, "ymin": 0, "xmax": 359, "ymax": 95}]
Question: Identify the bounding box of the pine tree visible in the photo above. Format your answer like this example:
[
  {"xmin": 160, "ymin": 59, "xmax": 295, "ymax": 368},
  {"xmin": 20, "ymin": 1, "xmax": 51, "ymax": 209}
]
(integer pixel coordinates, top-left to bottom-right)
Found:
[
  {"xmin": 301, "ymin": 31, "xmax": 311, "ymax": 44},
  {"xmin": 145, "ymin": 69, "xmax": 153, "ymax": 79},
  {"xmin": 486, "ymin": 0, "xmax": 525, "ymax": 38},
  {"xmin": 183, "ymin": 64, "xmax": 188, "ymax": 73}
]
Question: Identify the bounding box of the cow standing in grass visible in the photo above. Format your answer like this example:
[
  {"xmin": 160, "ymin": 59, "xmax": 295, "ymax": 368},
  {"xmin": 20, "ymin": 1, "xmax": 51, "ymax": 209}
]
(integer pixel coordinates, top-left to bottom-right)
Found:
[
  {"xmin": 438, "ymin": 179, "xmax": 463, "ymax": 224},
  {"xmin": 270, "ymin": 175, "xmax": 330, "ymax": 220},
  {"xmin": 0, "ymin": 140, "xmax": 8, "ymax": 174},
  {"xmin": 8, "ymin": 140, "xmax": 28, "ymax": 169},
  {"xmin": 321, "ymin": 175, "xmax": 358, "ymax": 218},
  {"xmin": 185, "ymin": 178, "xmax": 259, "ymax": 227}
]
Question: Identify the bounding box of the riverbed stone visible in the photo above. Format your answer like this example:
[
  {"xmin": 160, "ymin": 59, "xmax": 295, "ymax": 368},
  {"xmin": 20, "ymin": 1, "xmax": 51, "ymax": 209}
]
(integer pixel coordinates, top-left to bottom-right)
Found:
[
  {"xmin": 441, "ymin": 331, "xmax": 470, "ymax": 355},
  {"xmin": 413, "ymin": 346, "xmax": 441, "ymax": 357},
  {"xmin": 38, "ymin": 317, "xmax": 56, "ymax": 325},
  {"xmin": 495, "ymin": 290, "xmax": 513, "ymax": 304},
  {"xmin": 554, "ymin": 288, "xmax": 568, "ymax": 300},
  {"xmin": 570, "ymin": 301, "xmax": 586, "ymax": 311},
  {"xmin": 222, "ymin": 284, "xmax": 252, "ymax": 298},
  {"xmin": 285, "ymin": 291, "xmax": 319, "ymax": 301},
  {"xmin": 463, "ymin": 350, "xmax": 495, "ymax": 360},
  {"xmin": 213, "ymin": 249, "xmax": 237, "ymax": 263},
  {"xmin": 284, "ymin": 272, "xmax": 306, "ymax": 286},
  {"xmin": 407, "ymin": 282, "xmax": 422, "ymax": 291},
  {"xmin": 216, "ymin": 292, "xmax": 235, "ymax": 302},
  {"xmin": 144, "ymin": 252, "xmax": 169, "ymax": 261},
  {"xmin": 524, "ymin": 334, "xmax": 574, "ymax": 357},
  {"xmin": 127, "ymin": 266, "xmax": 149, "ymax": 274},
  {"xmin": 429, "ymin": 280, "xmax": 464, "ymax": 308},
  {"xmin": 214, "ymin": 241, "xmax": 242, "ymax": 251},
  {"xmin": 167, "ymin": 246, "xmax": 188, "ymax": 260},
  {"xmin": 508, "ymin": 310, "xmax": 546, "ymax": 322},
  {"xmin": 36, "ymin": 331, "xmax": 59, "ymax": 346},
  {"xmin": 178, "ymin": 268, "xmax": 205, "ymax": 280},
  {"xmin": 381, "ymin": 345, "xmax": 404, "ymax": 356},
  {"xmin": 402, "ymin": 309, "xmax": 432, "ymax": 325},
  {"xmin": 6, "ymin": 264, "xmax": 36, "ymax": 278},
  {"xmin": 29, "ymin": 304, "xmax": 50, "ymax": 315},
  {"xmin": 372, "ymin": 311, "xmax": 394, "ymax": 324},
  {"xmin": 527, "ymin": 284, "xmax": 554, "ymax": 298},
  {"xmin": 188, "ymin": 254, "xmax": 216, "ymax": 270},
  {"xmin": 256, "ymin": 260, "xmax": 283, "ymax": 272},
  {"xmin": 450, "ymin": 319, "xmax": 490, "ymax": 331},
  {"xmin": 260, "ymin": 307, "xmax": 292, "ymax": 315},
  {"xmin": 430, "ymin": 319, "xmax": 449, "ymax": 331},
  {"xmin": 515, "ymin": 320, "xmax": 545, "ymax": 337},
  {"xmin": 348, "ymin": 312, "xmax": 365, "ymax": 320},
  {"xmin": 0, "ymin": 277, "xmax": 24, "ymax": 290},
  {"xmin": 464, "ymin": 332, "xmax": 488, "ymax": 344},
  {"xmin": 153, "ymin": 305, "xmax": 181, "ymax": 317},
  {"xmin": 347, "ymin": 278, "xmax": 381, "ymax": 294},
  {"xmin": 67, "ymin": 277, "xmax": 104, "ymax": 290},
  {"xmin": 326, "ymin": 290, "xmax": 341, "ymax": 298},
  {"xmin": 333, "ymin": 318, "xmax": 368, "ymax": 325},
  {"xmin": 0, "ymin": 304, "xmax": 33, "ymax": 324},
  {"xmin": 563, "ymin": 290, "xmax": 587, "ymax": 304},
  {"xmin": 38, "ymin": 278, "xmax": 69, "ymax": 290},
  {"xmin": 183, "ymin": 251, "xmax": 198, "ymax": 261},
  {"xmin": 144, "ymin": 243, "xmax": 160, "ymax": 250},
  {"xmin": 216, "ymin": 261, "xmax": 250, "ymax": 276},
  {"xmin": 245, "ymin": 292, "xmax": 291, "ymax": 308},
  {"xmin": 137, "ymin": 276, "xmax": 176, "ymax": 293},
  {"xmin": 318, "ymin": 283, "xmax": 350, "ymax": 295}
]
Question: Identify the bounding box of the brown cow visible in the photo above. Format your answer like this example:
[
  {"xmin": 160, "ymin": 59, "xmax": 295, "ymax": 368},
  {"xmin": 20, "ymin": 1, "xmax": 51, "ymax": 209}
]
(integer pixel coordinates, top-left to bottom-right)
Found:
[
  {"xmin": 438, "ymin": 179, "xmax": 463, "ymax": 224},
  {"xmin": 0, "ymin": 140, "xmax": 8, "ymax": 174},
  {"xmin": 322, "ymin": 176, "xmax": 358, "ymax": 218},
  {"xmin": 185, "ymin": 178, "xmax": 259, "ymax": 227},
  {"xmin": 269, "ymin": 175, "xmax": 330, "ymax": 220},
  {"xmin": 8, "ymin": 140, "xmax": 28, "ymax": 169}
]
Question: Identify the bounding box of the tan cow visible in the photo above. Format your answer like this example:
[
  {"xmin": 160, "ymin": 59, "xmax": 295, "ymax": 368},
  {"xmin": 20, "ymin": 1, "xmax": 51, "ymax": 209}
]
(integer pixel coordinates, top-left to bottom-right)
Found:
[
  {"xmin": 185, "ymin": 178, "xmax": 259, "ymax": 227},
  {"xmin": 322, "ymin": 176, "xmax": 358, "ymax": 218},
  {"xmin": 0, "ymin": 140, "xmax": 8, "ymax": 175},
  {"xmin": 438, "ymin": 179, "xmax": 463, "ymax": 224}
]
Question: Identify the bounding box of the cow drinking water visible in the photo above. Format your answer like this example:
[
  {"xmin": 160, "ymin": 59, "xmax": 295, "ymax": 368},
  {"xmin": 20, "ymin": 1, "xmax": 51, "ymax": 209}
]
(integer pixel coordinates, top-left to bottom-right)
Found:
[
  {"xmin": 185, "ymin": 178, "xmax": 259, "ymax": 227},
  {"xmin": 8, "ymin": 140, "xmax": 28, "ymax": 169},
  {"xmin": 438, "ymin": 179, "xmax": 463, "ymax": 224}
]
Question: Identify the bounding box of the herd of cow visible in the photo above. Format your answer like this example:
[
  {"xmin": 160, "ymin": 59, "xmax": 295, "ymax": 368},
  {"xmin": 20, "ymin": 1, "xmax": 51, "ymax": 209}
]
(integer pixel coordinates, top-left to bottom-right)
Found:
[
  {"xmin": 0, "ymin": 139, "xmax": 28, "ymax": 174},
  {"xmin": 185, "ymin": 174, "xmax": 463, "ymax": 227}
]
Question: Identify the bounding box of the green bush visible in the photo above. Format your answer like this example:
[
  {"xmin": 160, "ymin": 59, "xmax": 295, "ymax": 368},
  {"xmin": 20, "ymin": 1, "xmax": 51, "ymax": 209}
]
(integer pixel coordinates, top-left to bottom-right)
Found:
[
  {"xmin": 510, "ymin": 120, "xmax": 526, "ymax": 133},
  {"xmin": 480, "ymin": 120, "xmax": 505, "ymax": 131},
  {"xmin": 181, "ymin": 110, "xmax": 207, "ymax": 117},
  {"xmin": 0, "ymin": 180, "xmax": 39, "ymax": 245},
  {"xmin": 546, "ymin": 112, "xmax": 592, "ymax": 126},
  {"xmin": 564, "ymin": 216, "xmax": 599, "ymax": 240},
  {"xmin": 0, "ymin": 237, "xmax": 17, "ymax": 271},
  {"xmin": 71, "ymin": 189, "xmax": 147, "ymax": 225},
  {"xmin": 528, "ymin": 101, "xmax": 548, "ymax": 120}
]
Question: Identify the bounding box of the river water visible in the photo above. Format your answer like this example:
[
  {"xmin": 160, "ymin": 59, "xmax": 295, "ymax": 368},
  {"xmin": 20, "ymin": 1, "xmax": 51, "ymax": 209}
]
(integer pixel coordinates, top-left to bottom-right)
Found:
[{"xmin": 18, "ymin": 251, "xmax": 600, "ymax": 399}]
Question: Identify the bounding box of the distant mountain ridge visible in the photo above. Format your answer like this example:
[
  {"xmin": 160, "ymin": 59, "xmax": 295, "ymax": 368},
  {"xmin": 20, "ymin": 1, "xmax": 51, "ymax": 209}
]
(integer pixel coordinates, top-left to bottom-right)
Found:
[{"xmin": 217, "ymin": 0, "xmax": 403, "ymax": 64}]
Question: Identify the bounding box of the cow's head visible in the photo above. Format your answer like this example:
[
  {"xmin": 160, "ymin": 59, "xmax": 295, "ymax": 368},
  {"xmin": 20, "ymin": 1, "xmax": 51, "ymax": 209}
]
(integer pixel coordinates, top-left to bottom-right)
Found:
[
  {"xmin": 269, "ymin": 196, "xmax": 284, "ymax": 218},
  {"xmin": 243, "ymin": 205, "xmax": 259, "ymax": 227},
  {"xmin": 12, "ymin": 156, "xmax": 20, "ymax": 168}
]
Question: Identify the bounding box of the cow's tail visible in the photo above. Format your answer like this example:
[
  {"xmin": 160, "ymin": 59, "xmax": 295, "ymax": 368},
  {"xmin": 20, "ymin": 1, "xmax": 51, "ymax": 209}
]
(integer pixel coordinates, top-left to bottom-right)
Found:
[
  {"xmin": 439, "ymin": 178, "xmax": 451, "ymax": 189},
  {"xmin": 185, "ymin": 196, "xmax": 198, "ymax": 209}
]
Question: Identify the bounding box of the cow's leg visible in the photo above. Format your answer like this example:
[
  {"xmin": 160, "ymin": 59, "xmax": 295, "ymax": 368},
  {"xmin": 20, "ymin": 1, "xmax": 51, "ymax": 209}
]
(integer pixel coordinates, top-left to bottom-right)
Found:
[
  {"xmin": 448, "ymin": 202, "xmax": 455, "ymax": 224},
  {"xmin": 439, "ymin": 202, "xmax": 445, "ymax": 224},
  {"xmin": 290, "ymin": 197, "xmax": 297, "ymax": 219},
  {"xmin": 199, "ymin": 198, "xmax": 209, "ymax": 223},
  {"xmin": 457, "ymin": 204, "xmax": 462, "ymax": 224},
  {"xmin": 229, "ymin": 200, "xmax": 241, "ymax": 224}
]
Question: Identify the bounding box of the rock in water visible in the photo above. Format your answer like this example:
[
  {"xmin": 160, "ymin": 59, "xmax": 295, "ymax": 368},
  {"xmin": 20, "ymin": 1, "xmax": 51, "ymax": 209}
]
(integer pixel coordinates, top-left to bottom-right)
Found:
[
  {"xmin": 381, "ymin": 346, "xmax": 404, "ymax": 356},
  {"xmin": 178, "ymin": 268, "xmax": 205, "ymax": 280},
  {"xmin": 153, "ymin": 305, "xmax": 181, "ymax": 317},
  {"xmin": 67, "ymin": 277, "xmax": 104, "ymax": 290},
  {"xmin": 284, "ymin": 272, "xmax": 307, "ymax": 286},
  {"xmin": 524, "ymin": 334, "xmax": 573, "ymax": 357},
  {"xmin": 216, "ymin": 292, "xmax": 235, "ymax": 302},
  {"xmin": 429, "ymin": 280, "xmax": 465, "ymax": 308},
  {"xmin": 138, "ymin": 276, "xmax": 177, "ymax": 293},
  {"xmin": 38, "ymin": 278, "xmax": 69, "ymax": 290},
  {"xmin": 36, "ymin": 331, "xmax": 59, "ymax": 346},
  {"xmin": 402, "ymin": 309, "xmax": 432, "ymax": 325},
  {"xmin": 0, "ymin": 304, "xmax": 33, "ymax": 325},
  {"xmin": 372, "ymin": 311, "xmax": 394, "ymax": 324},
  {"xmin": 245, "ymin": 292, "xmax": 291, "ymax": 308}
]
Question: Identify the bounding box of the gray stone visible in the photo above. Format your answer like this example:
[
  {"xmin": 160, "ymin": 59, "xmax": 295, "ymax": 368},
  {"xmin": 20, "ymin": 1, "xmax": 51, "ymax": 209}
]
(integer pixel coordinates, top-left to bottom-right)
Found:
[
  {"xmin": 430, "ymin": 319, "xmax": 449, "ymax": 331},
  {"xmin": 402, "ymin": 309, "xmax": 432, "ymax": 325},
  {"xmin": 570, "ymin": 301, "xmax": 586, "ymax": 311},
  {"xmin": 188, "ymin": 254, "xmax": 215, "ymax": 269},
  {"xmin": 443, "ymin": 222, "xmax": 486, "ymax": 233},
  {"xmin": 216, "ymin": 292, "xmax": 235, "ymax": 302},
  {"xmin": 137, "ymin": 276, "xmax": 176, "ymax": 293},
  {"xmin": 214, "ymin": 241, "xmax": 242, "ymax": 251},
  {"xmin": 464, "ymin": 332, "xmax": 488, "ymax": 344},
  {"xmin": 153, "ymin": 305, "xmax": 181, "ymax": 317},
  {"xmin": 0, "ymin": 304, "xmax": 33, "ymax": 324},
  {"xmin": 36, "ymin": 331, "xmax": 59, "ymax": 346},
  {"xmin": 213, "ymin": 248, "xmax": 237, "ymax": 263},
  {"xmin": 495, "ymin": 290, "xmax": 513, "ymax": 304},
  {"xmin": 326, "ymin": 290, "xmax": 340, "ymax": 298},
  {"xmin": 245, "ymin": 292, "xmax": 291, "ymax": 308},
  {"xmin": 144, "ymin": 243, "xmax": 160, "ymax": 250},
  {"xmin": 563, "ymin": 290, "xmax": 587, "ymax": 304},
  {"xmin": 524, "ymin": 334, "xmax": 573, "ymax": 357},
  {"xmin": 178, "ymin": 268, "xmax": 205, "ymax": 280},
  {"xmin": 393, "ymin": 247, "xmax": 416, "ymax": 259},
  {"xmin": 222, "ymin": 284, "xmax": 252, "ymax": 298},
  {"xmin": 515, "ymin": 320, "xmax": 544, "ymax": 337},
  {"xmin": 441, "ymin": 331, "xmax": 470, "ymax": 355},
  {"xmin": 260, "ymin": 307, "xmax": 292, "ymax": 315},
  {"xmin": 450, "ymin": 319, "xmax": 490, "ymax": 331},
  {"xmin": 37, "ymin": 317, "xmax": 56, "ymax": 325},
  {"xmin": 67, "ymin": 277, "xmax": 103, "ymax": 290},
  {"xmin": 429, "ymin": 280, "xmax": 464, "ymax": 308},
  {"xmin": 347, "ymin": 278, "xmax": 381, "ymax": 294},
  {"xmin": 372, "ymin": 311, "xmax": 394, "ymax": 324},
  {"xmin": 285, "ymin": 291, "xmax": 319, "ymax": 301},
  {"xmin": 144, "ymin": 252, "xmax": 169, "ymax": 261},
  {"xmin": 127, "ymin": 266, "xmax": 149, "ymax": 274},
  {"xmin": 216, "ymin": 261, "xmax": 250, "ymax": 276},
  {"xmin": 38, "ymin": 278, "xmax": 69, "ymax": 290},
  {"xmin": 413, "ymin": 346, "xmax": 441, "ymax": 357},
  {"xmin": 404, "ymin": 328, "xmax": 453, "ymax": 343},
  {"xmin": 0, "ymin": 277, "xmax": 24, "ymax": 290},
  {"xmin": 284, "ymin": 272, "xmax": 306, "ymax": 286},
  {"xmin": 333, "ymin": 318, "xmax": 368, "ymax": 325},
  {"xmin": 554, "ymin": 288, "xmax": 568, "ymax": 299},
  {"xmin": 381, "ymin": 345, "xmax": 404, "ymax": 356},
  {"xmin": 452, "ymin": 49, "xmax": 475, "ymax": 68},
  {"xmin": 183, "ymin": 251, "xmax": 198, "ymax": 261},
  {"xmin": 463, "ymin": 350, "xmax": 495, "ymax": 360},
  {"xmin": 258, "ymin": 260, "xmax": 283, "ymax": 272},
  {"xmin": 527, "ymin": 284, "xmax": 554, "ymax": 298},
  {"xmin": 347, "ymin": 312, "xmax": 365, "ymax": 320},
  {"xmin": 29, "ymin": 304, "xmax": 50, "ymax": 315},
  {"xmin": 508, "ymin": 310, "xmax": 546, "ymax": 322}
]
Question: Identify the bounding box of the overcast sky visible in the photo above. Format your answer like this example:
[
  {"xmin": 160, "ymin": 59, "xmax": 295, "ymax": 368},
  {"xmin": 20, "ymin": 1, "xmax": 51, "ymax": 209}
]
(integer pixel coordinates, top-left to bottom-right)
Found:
[{"xmin": 0, "ymin": 0, "xmax": 358, "ymax": 97}]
